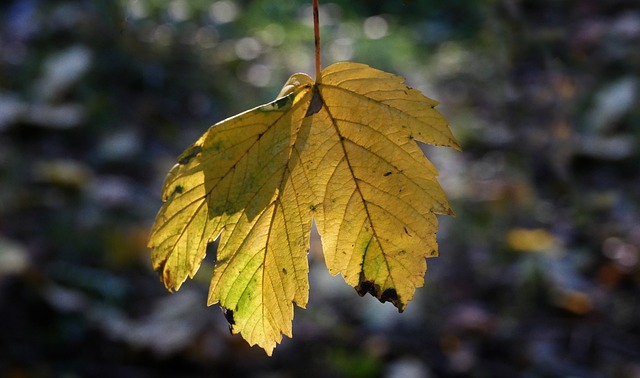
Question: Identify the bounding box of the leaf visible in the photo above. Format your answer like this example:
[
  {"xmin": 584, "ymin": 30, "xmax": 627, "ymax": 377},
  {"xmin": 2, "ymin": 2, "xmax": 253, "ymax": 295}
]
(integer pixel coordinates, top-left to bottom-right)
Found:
[
  {"xmin": 148, "ymin": 62, "xmax": 460, "ymax": 355},
  {"xmin": 506, "ymin": 228, "xmax": 561, "ymax": 253}
]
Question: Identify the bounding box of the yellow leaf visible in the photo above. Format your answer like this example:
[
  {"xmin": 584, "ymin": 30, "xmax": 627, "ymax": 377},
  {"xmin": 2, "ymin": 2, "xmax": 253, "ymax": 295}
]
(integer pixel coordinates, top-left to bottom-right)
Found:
[
  {"xmin": 506, "ymin": 228, "xmax": 561, "ymax": 253},
  {"xmin": 148, "ymin": 62, "xmax": 459, "ymax": 355}
]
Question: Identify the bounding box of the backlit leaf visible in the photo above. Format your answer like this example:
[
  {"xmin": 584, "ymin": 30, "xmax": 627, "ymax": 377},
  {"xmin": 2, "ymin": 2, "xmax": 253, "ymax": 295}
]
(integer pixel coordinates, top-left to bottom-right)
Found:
[{"xmin": 148, "ymin": 62, "xmax": 459, "ymax": 355}]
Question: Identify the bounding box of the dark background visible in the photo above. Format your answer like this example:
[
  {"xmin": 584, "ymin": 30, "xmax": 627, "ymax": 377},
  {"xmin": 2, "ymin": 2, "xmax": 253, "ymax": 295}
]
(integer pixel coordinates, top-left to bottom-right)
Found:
[{"xmin": 1, "ymin": 0, "xmax": 639, "ymax": 377}]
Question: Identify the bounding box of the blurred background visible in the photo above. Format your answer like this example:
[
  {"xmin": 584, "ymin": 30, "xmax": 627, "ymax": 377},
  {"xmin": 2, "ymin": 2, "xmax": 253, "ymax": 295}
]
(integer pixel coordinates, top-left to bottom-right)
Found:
[{"xmin": 1, "ymin": 0, "xmax": 639, "ymax": 377}]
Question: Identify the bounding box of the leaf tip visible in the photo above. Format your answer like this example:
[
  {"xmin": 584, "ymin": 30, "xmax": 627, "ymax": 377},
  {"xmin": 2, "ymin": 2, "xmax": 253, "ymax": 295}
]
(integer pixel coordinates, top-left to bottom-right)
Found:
[
  {"xmin": 451, "ymin": 139, "xmax": 463, "ymax": 151},
  {"xmin": 263, "ymin": 345, "xmax": 275, "ymax": 357}
]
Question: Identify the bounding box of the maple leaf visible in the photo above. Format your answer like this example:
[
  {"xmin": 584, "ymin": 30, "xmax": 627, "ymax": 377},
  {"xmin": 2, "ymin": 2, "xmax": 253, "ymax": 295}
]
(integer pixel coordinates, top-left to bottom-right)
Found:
[{"xmin": 148, "ymin": 62, "xmax": 460, "ymax": 355}]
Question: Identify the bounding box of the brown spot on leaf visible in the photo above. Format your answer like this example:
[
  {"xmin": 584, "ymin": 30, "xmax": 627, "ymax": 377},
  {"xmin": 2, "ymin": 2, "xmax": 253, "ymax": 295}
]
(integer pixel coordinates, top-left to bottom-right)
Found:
[
  {"xmin": 381, "ymin": 288, "xmax": 399, "ymax": 305},
  {"xmin": 223, "ymin": 308, "xmax": 235, "ymax": 328},
  {"xmin": 178, "ymin": 145, "xmax": 202, "ymax": 165},
  {"xmin": 356, "ymin": 274, "xmax": 404, "ymax": 312},
  {"xmin": 165, "ymin": 185, "xmax": 184, "ymax": 201},
  {"xmin": 355, "ymin": 280, "xmax": 379, "ymax": 298}
]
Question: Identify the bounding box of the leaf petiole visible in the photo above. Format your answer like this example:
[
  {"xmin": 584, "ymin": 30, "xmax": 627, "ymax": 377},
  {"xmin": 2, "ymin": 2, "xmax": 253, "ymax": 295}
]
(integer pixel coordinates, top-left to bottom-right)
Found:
[{"xmin": 313, "ymin": 0, "xmax": 321, "ymax": 81}]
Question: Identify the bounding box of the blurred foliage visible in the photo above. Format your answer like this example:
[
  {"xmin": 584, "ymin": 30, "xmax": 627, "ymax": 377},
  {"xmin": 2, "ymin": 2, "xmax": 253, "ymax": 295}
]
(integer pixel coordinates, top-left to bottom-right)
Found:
[{"xmin": 1, "ymin": 0, "xmax": 639, "ymax": 377}]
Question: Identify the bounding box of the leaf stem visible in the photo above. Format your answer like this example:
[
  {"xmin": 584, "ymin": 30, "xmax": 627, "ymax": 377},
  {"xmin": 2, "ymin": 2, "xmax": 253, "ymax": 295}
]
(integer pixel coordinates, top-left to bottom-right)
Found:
[{"xmin": 312, "ymin": 0, "xmax": 321, "ymax": 81}]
